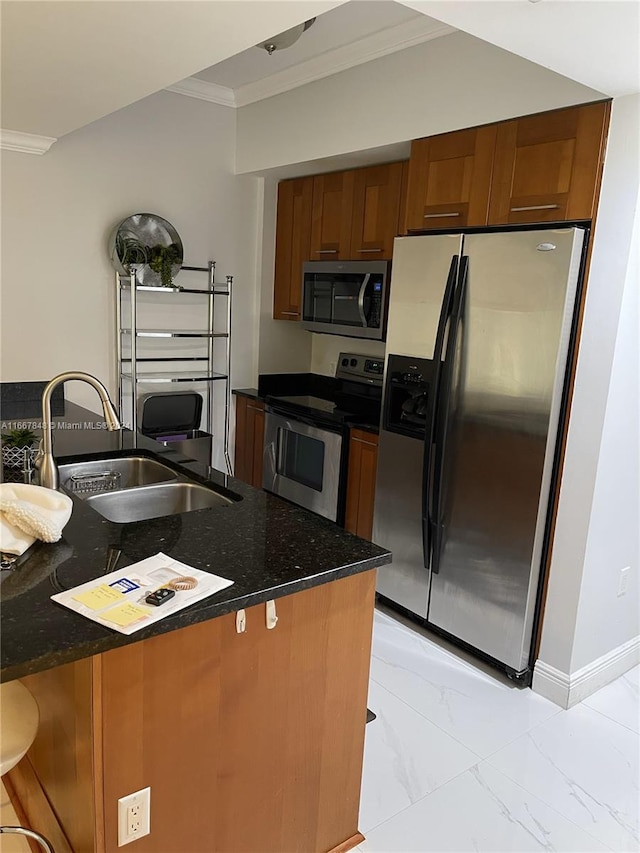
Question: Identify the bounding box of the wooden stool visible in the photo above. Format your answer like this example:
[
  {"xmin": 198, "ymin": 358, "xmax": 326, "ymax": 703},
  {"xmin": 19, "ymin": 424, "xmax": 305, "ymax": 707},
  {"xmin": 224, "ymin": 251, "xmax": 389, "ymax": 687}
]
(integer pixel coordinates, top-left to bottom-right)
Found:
[{"xmin": 0, "ymin": 681, "xmax": 54, "ymax": 852}]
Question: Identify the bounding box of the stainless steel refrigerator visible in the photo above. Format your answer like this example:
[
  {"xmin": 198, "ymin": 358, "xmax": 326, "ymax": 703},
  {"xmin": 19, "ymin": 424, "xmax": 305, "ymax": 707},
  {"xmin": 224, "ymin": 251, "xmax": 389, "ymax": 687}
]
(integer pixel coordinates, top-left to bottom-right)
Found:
[{"xmin": 373, "ymin": 226, "xmax": 586, "ymax": 683}]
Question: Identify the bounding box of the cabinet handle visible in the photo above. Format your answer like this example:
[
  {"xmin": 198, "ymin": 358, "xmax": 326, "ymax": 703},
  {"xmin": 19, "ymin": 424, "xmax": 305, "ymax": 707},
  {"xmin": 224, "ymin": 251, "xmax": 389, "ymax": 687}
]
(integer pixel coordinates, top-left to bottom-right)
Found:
[
  {"xmin": 280, "ymin": 311, "xmax": 300, "ymax": 316},
  {"xmin": 510, "ymin": 204, "xmax": 560, "ymax": 212},
  {"xmin": 357, "ymin": 248, "xmax": 383, "ymax": 253},
  {"xmin": 247, "ymin": 405, "xmax": 263, "ymax": 412},
  {"xmin": 314, "ymin": 249, "xmax": 338, "ymax": 254},
  {"xmin": 352, "ymin": 436, "xmax": 378, "ymax": 448},
  {"xmin": 424, "ymin": 212, "xmax": 460, "ymax": 219}
]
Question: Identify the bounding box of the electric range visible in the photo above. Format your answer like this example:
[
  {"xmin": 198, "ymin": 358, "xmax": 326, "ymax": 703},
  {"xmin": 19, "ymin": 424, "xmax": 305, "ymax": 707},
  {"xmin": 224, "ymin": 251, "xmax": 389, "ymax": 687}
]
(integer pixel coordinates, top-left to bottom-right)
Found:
[{"xmin": 262, "ymin": 353, "xmax": 383, "ymax": 523}]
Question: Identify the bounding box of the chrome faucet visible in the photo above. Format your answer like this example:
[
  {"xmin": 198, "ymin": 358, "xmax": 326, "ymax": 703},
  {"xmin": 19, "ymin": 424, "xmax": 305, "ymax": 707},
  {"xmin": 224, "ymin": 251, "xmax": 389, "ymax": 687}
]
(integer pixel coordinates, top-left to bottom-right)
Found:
[{"xmin": 36, "ymin": 372, "xmax": 121, "ymax": 490}]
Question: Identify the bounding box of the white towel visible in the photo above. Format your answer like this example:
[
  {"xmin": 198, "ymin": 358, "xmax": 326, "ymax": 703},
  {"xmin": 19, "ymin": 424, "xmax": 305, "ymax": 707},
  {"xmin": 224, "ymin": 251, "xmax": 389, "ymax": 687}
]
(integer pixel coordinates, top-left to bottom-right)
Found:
[{"xmin": 0, "ymin": 484, "xmax": 73, "ymax": 556}]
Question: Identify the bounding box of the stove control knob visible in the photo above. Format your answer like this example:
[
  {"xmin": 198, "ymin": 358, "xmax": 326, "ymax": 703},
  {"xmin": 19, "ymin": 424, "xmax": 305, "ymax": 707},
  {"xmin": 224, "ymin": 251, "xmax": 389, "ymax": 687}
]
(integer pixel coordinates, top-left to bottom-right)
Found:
[
  {"xmin": 350, "ymin": 358, "xmax": 357, "ymax": 367},
  {"xmin": 341, "ymin": 358, "xmax": 349, "ymax": 367}
]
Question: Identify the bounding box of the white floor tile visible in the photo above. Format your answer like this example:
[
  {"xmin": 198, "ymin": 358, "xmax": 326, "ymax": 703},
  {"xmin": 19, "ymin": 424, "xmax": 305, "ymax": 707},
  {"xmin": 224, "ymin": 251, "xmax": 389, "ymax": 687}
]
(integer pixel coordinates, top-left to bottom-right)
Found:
[
  {"xmin": 488, "ymin": 702, "xmax": 639, "ymax": 852},
  {"xmin": 359, "ymin": 680, "xmax": 478, "ymax": 833},
  {"xmin": 583, "ymin": 664, "xmax": 640, "ymax": 733},
  {"xmin": 360, "ymin": 762, "xmax": 609, "ymax": 852},
  {"xmin": 370, "ymin": 610, "xmax": 560, "ymax": 757}
]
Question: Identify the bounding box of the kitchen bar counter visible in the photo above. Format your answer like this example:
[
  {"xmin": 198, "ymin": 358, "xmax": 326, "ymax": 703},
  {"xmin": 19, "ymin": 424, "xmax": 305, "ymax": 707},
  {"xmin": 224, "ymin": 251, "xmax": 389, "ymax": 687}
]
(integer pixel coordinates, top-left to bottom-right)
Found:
[{"xmin": 1, "ymin": 400, "xmax": 391, "ymax": 682}]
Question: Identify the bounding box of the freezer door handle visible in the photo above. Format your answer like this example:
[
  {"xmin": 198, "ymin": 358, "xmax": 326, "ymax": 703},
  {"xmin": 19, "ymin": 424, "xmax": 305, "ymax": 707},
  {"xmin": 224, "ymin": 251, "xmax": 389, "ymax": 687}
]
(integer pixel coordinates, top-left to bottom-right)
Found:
[
  {"xmin": 429, "ymin": 255, "xmax": 468, "ymax": 575},
  {"xmin": 421, "ymin": 254, "xmax": 459, "ymax": 568}
]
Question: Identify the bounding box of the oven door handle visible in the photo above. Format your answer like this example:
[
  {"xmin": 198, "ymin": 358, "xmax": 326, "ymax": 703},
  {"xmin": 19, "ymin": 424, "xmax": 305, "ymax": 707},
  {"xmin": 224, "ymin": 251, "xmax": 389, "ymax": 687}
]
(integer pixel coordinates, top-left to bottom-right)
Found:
[{"xmin": 357, "ymin": 274, "xmax": 371, "ymax": 327}]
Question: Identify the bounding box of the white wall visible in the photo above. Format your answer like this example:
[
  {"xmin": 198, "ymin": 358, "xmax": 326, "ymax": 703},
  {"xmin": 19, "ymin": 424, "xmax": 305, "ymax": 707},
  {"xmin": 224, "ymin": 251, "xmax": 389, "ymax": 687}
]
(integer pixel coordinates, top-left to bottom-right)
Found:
[
  {"xmin": 536, "ymin": 94, "xmax": 640, "ymax": 695},
  {"xmin": 571, "ymin": 198, "xmax": 639, "ymax": 672},
  {"xmin": 1, "ymin": 91, "xmax": 261, "ymax": 466},
  {"xmin": 236, "ymin": 31, "xmax": 604, "ymax": 174}
]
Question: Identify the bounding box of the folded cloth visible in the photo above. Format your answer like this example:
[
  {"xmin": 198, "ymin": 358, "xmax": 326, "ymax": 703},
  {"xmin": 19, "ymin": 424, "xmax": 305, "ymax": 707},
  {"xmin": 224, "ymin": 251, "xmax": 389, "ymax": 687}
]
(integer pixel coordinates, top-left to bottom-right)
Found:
[{"xmin": 0, "ymin": 484, "xmax": 73, "ymax": 556}]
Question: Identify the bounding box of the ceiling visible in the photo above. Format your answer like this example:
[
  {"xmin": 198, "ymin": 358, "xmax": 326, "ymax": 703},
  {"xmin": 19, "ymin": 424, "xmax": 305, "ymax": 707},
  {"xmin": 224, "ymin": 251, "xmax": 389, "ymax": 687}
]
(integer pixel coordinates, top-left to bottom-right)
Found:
[
  {"xmin": 1, "ymin": 0, "xmax": 638, "ymax": 144},
  {"xmin": 194, "ymin": 1, "xmax": 425, "ymax": 90}
]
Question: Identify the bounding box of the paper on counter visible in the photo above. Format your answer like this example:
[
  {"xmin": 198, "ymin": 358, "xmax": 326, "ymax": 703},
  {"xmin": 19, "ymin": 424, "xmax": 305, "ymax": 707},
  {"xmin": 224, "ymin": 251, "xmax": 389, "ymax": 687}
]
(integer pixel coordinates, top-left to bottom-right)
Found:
[{"xmin": 51, "ymin": 552, "xmax": 233, "ymax": 635}]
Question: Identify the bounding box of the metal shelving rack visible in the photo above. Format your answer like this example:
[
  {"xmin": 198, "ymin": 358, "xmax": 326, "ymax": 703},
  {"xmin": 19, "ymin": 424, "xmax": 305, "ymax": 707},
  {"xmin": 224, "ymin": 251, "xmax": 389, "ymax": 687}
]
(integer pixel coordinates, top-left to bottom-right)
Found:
[{"xmin": 116, "ymin": 261, "xmax": 233, "ymax": 473}]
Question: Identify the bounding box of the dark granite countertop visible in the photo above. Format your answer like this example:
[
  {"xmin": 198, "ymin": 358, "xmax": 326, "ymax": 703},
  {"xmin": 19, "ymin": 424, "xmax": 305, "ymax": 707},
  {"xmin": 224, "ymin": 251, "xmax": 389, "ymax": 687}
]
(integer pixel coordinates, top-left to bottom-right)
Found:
[
  {"xmin": 232, "ymin": 388, "xmax": 261, "ymax": 401},
  {"xmin": 1, "ymin": 401, "xmax": 391, "ymax": 682}
]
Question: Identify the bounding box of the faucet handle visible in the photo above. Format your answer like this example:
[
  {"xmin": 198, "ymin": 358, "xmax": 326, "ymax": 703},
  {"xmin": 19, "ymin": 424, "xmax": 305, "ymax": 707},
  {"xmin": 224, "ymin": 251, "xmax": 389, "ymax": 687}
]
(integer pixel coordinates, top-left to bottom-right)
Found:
[{"xmin": 22, "ymin": 446, "xmax": 36, "ymax": 484}]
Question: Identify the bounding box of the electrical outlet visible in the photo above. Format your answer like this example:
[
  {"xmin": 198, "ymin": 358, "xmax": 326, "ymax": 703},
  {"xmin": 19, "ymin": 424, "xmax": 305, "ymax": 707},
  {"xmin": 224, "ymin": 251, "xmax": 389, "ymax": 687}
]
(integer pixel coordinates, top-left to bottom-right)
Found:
[
  {"xmin": 118, "ymin": 787, "xmax": 150, "ymax": 846},
  {"xmin": 618, "ymin": 566, "xmax": 630, "ymax": 597}
]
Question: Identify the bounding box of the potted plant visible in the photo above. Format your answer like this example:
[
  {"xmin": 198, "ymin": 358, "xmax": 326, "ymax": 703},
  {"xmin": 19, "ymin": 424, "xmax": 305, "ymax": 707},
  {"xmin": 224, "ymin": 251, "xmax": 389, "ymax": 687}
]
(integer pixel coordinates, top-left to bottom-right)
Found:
[
  {"xmin": 149, "ymin": 243, "xmax": 181, "ymax": 288},
  {"xmin": 1, "ymin": 428, "xmax": 40, "ymax": 470}
]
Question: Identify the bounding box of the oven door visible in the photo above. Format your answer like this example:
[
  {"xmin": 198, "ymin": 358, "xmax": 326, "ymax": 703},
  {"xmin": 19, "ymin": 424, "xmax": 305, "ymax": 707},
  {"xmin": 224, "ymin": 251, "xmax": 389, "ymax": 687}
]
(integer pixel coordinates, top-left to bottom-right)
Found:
[{"xmin": 263, "ymin": 410, "xmax": 343, "ymax": 522}]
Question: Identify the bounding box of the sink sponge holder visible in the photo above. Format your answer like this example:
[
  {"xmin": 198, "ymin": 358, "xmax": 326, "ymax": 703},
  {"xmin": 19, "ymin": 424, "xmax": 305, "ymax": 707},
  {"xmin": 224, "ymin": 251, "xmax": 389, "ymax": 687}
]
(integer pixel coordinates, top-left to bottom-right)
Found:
[{"xmin": 66, "ymin": 471, "xmax": 122, "ymax": 495}]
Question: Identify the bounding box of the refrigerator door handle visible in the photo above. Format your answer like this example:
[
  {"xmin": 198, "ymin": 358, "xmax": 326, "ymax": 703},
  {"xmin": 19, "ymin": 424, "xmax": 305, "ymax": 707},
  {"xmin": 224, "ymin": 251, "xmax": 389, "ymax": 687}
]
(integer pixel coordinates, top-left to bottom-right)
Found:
[
  {"xmin": 421, "ymin": 255, "xmax": 459, "ymax": 568},
  {"xmin": 429, "ymin": 255, "xmax": 468, "ymax": 575}
]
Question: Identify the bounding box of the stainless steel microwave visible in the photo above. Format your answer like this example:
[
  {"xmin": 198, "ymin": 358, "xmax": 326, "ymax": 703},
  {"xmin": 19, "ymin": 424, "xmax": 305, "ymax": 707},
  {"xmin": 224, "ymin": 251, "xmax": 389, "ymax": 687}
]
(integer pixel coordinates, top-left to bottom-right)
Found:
[{"xmin": 301, "ymin": 260, "xmax": 390, "ymax": 340}]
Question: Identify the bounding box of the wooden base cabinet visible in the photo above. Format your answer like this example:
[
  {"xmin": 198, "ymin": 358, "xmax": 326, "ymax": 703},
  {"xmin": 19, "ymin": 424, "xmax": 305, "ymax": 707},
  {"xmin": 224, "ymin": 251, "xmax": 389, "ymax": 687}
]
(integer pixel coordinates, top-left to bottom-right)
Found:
[
  {"xmin": 345, "ymin": 429, "xmax": 379, "ymax": 541},
  {"xmin": 11, "ymin": 573, "xmax": 376, "ymax": 853},
  {"xmin": 234, "ymin": 394, "xmax": 265, "ymax": 488}
]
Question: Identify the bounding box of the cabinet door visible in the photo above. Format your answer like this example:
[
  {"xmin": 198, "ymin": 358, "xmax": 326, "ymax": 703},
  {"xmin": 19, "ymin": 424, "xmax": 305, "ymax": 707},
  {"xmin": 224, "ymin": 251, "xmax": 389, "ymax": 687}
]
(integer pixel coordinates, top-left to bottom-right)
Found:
[
  {"xmin": 234, "ymin": 394, "xmax": 249, "ymax": 482},
  {"xmin": 274, "ymin": 177, "xmax": 313, "ymax": 321},
  {"xmin": 345, "ymin": 429, "xmax": 379, "ymax": 540},
  {"xmin": 405, "ymin": 125, "xmax": 496, "ymax": 231},
  {"xmin": 234, "ymin": 395, "xmax": 265, "ymax": 487},
  {"xmin": 350, "ymin": 162, "xmax": 404, "ymax": 259},
  {"xmin": 248, "ymin": 400, "xmax": 265, "ymax": 489},
  {"xmin": 310, "ymin": 171, "xmax": 355, "ymax": 260},
  {"xmin": 488, "ymin": 102, "xmax": 610, "ymax": 224}
]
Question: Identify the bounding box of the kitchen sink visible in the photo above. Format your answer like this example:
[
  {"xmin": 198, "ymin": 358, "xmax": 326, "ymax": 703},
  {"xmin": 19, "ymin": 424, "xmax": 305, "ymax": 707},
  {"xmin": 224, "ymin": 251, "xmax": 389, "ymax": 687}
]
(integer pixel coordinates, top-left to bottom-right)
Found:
[
  {"xmin": 59, "ymin": 456, "xmax": 177, "ymax": 496},
  {"xmin": 85, "ymin": 481, "xmax": 234, "ymax": 523}
]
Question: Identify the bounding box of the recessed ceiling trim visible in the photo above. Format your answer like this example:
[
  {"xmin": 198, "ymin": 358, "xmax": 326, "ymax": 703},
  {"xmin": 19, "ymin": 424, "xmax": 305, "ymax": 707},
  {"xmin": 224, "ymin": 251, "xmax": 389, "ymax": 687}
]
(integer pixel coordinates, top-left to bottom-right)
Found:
[
  {"xmin": 165, "ymin": 77, "xmax": 236, "ymax": 108},
  {"xmin": 168, "ymin": 15, "xmax": 456, "ymax": 111},
  {"xmin": 233, "ymin": 18, "xmax": 455, "ymax": 107},
  {"xmin": 0, "ymin": 129, "xmax": 57, "ymax": 155}
]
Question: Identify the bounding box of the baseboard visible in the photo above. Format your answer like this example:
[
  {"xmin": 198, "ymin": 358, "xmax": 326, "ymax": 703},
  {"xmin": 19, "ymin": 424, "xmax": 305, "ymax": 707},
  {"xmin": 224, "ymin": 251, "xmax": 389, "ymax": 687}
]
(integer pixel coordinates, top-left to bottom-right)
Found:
[{"xmin": 533, "ymin": 634, "xmax": 640, "ymax": 708}]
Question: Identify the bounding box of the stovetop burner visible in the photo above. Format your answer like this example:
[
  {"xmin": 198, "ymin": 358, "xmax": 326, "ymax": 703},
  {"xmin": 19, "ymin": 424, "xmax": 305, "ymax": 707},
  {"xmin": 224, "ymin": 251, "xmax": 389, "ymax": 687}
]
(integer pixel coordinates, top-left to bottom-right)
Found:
[{"xmin": 265, "ymin": 352, "xmax": 383, "ymax": 430}]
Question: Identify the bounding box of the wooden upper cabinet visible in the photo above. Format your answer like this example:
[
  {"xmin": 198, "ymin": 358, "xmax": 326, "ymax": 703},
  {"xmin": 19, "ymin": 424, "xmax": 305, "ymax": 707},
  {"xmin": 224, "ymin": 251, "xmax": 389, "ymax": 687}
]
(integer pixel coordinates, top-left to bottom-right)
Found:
[
  {"xmin": 310, "ymin": 171, "xmax": 355, "ymax": 260},
  {"xmin": 488, "ymin": 102, "xmax": 610, "ymax": 225},
  {"xmin": 274, "ymin": 177, "xmax": 313, "ymax": 320},
  {"xmin": 404, "ymin": 125, "xmax": 497, "ymax": 231},
  {"xmin": 350, "ymin": 162, "xmax": 404, "ymax": 259}
]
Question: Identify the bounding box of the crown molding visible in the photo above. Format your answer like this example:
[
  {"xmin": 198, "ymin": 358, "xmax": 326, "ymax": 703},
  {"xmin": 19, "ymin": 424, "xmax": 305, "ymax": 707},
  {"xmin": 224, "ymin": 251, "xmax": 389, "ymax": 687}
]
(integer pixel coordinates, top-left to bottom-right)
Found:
[
  {"xmin": 165, "ymin": 77, "xmax": 236, "ymax": 108},
  {"xmin": 0, "ymin": 129, "xmax": 57, "ymax": 155},
  {"xmin": 234, "ymin": 18, "xmax": 456, "ymax": 107},
  {"xmin": 168, "ymin": 17, "xmax": 455, "ymax": 111}
]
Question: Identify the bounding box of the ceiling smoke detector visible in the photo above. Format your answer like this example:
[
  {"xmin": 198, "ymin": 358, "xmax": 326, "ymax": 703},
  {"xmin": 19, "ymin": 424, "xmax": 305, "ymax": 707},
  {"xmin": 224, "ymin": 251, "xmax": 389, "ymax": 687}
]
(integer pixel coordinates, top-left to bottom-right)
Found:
[{"xmin": 257, "ymin": 18, "xmax": 316, "ymax": 55}]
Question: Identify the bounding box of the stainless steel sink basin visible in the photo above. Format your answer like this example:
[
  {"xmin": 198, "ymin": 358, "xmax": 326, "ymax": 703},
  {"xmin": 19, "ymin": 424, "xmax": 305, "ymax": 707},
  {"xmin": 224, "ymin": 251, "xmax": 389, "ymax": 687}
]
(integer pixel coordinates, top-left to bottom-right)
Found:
[
  {"xmin": 59, "ymin": 456, "xmax": 177, "ymax": 496},
  {"xmin": 85, "ymin": 481, "xmax": 233, "ymax": 523}
]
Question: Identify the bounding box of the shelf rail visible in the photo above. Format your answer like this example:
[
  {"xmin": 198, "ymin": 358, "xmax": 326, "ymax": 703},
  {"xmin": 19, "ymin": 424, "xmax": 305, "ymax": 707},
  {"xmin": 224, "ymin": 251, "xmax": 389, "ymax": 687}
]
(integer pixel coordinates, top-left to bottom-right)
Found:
[{"xmin": 116, "ymin": 260, "xmax": 233, "ymax": 474}]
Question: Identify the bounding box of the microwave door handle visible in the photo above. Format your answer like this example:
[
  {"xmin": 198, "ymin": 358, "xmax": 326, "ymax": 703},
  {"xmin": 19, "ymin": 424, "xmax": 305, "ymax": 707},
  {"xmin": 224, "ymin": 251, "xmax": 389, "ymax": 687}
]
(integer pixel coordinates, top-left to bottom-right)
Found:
[{"xmin": 357, "ymin": 273, "xmax": 371, "ymax": 326}]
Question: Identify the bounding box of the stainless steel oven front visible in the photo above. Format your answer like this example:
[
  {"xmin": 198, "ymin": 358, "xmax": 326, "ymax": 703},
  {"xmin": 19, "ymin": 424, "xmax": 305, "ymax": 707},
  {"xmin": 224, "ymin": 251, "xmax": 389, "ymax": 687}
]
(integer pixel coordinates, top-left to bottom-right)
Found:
[{"xmin": 263, "ymin": 409, "xmax": 344, "ymax": 522}]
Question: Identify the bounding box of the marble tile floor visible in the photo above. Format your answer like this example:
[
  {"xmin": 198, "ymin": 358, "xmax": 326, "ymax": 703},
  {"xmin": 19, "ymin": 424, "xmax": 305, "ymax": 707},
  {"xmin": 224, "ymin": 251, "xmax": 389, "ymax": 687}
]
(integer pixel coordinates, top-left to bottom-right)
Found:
[{"xmin": 359, "ymin": 608, "xmax": 640, "ymax": 853}]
